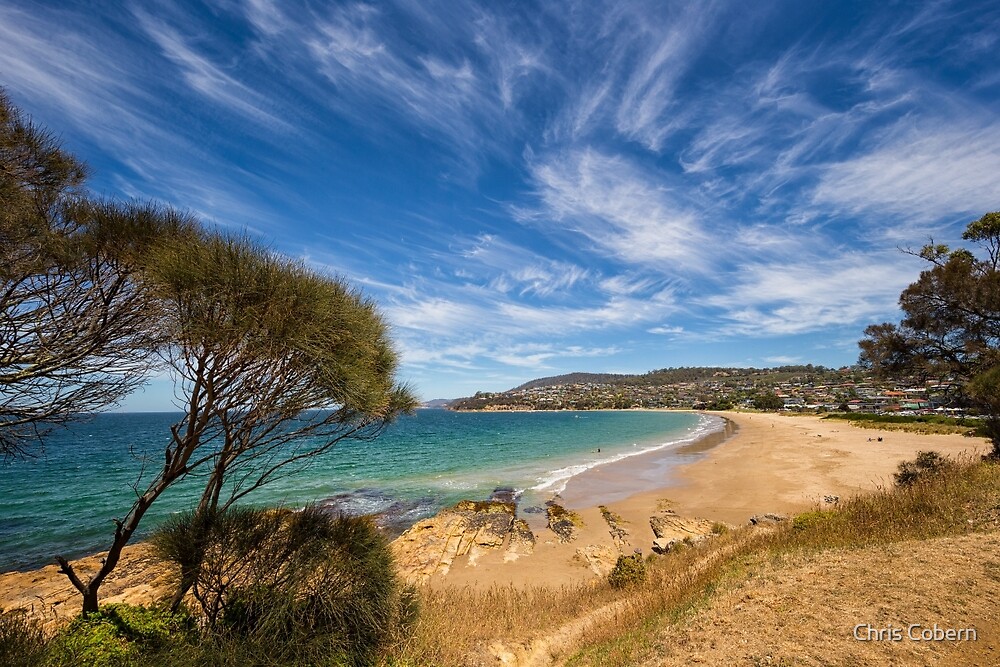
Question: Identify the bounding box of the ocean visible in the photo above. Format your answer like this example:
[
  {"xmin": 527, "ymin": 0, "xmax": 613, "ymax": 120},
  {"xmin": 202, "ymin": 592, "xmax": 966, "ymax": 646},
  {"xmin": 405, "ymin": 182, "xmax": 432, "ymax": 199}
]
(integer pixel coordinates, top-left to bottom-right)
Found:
[{"xmin": 0, "ymin": 409, "xmax": 723, "ymax": 572}]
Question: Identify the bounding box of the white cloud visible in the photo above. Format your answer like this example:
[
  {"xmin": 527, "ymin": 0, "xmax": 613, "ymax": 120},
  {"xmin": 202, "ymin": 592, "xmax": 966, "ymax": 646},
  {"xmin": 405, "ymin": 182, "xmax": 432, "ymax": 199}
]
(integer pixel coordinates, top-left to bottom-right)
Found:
[
  {"xmin": 707, "ymin": 251, "xmax": 922, "ymax": 337},
  {"xmin": 525, "ymin": 149, "xmax": 709, "ymax": 270},
  {"xmin": 811, "ymin": 121, "xmax": 1000, "ymax": 228},
  {"xmin": 136, "ymin": 12, "xmax": 292, "ymax": 131},
  {"xmin": 610, "ymin": 3, "xmax": 715, "ymax": 151},
  {"xmin": 764, "ymin": 355, "xmax": 801, "ymax": 364},
  {"xmin": 648, "ymin": 325, "xmax": 684, "ymax": 335},
  {"xmin": 301, "ymin": 2, "xmax": 543, "ymax": 166},
  {"xmin": 243, "ymin": 0, "xmax": 289, "ymax": 36}
]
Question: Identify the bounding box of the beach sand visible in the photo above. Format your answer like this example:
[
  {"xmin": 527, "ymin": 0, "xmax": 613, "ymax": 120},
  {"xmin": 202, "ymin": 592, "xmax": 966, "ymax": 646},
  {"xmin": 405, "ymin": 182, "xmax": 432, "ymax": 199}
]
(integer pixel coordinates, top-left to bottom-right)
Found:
[
  {"xmin": 435, "ymin": 411, "xmax": 988, "ymax": 589},
  {"xmin": 1, "ymin": 411, "xmax": 989, "ymax": 622}
]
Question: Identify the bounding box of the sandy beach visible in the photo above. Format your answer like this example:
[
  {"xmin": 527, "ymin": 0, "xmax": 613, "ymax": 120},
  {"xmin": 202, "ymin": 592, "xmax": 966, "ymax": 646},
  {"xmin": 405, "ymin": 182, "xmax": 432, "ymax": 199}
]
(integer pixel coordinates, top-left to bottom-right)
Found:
[
  {"xmin": 1, "ymin": 410, "xmax": 989, "ymax": 623},
  {"xmin": 433, "ymin": 410, "xmax": 988, "ymax": 588}
]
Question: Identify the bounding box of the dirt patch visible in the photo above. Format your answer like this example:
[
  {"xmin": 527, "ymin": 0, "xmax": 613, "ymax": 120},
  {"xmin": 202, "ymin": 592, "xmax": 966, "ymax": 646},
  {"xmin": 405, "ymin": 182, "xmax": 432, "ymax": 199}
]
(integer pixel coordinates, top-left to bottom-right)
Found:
[{"xmin": 644, "ymin": 532, "xmax": 1000, "ymax": 666}]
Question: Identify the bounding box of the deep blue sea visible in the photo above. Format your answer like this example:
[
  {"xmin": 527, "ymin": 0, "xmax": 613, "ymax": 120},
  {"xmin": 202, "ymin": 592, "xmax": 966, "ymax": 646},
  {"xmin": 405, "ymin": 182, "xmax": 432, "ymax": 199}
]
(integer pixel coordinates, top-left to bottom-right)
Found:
[{"xmin": 0, "ymin": 409, "xmax": 721, "ymax": 571}]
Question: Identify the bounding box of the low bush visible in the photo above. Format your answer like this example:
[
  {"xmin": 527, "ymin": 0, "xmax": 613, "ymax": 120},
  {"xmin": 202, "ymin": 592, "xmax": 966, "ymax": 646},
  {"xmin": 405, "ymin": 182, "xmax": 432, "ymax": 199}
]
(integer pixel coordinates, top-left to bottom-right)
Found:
[
  {"xmin": 894, "ymin": 450, "xmax": 951, "ymax": 487},
  {"xmin": 607, "ymin": 553, "xmax": 647, "ymax": 589},
  {"xmin": 791, "ymin": 510, "xmax": 830, "ymax": 531},
  {"xmin": 154, "ymin": 505, "xmax": 415, "ymax": 667}
]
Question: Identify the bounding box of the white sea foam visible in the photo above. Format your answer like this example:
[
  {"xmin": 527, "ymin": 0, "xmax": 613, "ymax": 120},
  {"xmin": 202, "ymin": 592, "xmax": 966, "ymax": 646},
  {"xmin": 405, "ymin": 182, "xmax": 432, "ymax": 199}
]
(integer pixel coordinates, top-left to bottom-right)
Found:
[{"xmin": 529, "ymin": 413, "xmax": 726, "ymax": 496}]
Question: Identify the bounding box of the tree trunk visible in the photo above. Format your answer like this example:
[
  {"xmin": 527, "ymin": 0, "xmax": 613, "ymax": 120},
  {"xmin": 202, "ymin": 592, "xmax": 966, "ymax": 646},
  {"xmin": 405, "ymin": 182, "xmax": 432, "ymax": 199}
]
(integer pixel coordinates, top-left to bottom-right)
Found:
[{"xmin": 82, "ymin": 588, "xmax": 99, "ymax": 614}]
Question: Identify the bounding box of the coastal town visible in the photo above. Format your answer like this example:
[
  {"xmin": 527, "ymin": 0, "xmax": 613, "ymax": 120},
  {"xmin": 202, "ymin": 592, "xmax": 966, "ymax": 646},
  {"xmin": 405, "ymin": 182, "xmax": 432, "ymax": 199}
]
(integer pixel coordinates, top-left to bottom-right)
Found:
[{"xmin": 449, "ymin": 365, "xmax": 963, "ymax": 414}]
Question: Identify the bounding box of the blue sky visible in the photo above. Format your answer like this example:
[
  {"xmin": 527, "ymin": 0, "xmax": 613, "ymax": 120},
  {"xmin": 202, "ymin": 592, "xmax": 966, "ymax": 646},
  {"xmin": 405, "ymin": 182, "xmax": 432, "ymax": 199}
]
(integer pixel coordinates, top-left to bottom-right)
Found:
[{"xmin": 2, "ymin": 1, "xmax": 999, "ymax": 408}]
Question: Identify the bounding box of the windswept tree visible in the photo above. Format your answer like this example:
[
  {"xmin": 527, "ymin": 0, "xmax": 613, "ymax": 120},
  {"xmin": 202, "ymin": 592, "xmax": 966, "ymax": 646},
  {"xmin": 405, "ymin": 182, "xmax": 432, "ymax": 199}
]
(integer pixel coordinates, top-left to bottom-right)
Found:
[
  {"xmin": 0, "ymin": 92, "xmax": 183, "ymax": 458},
  {"xmin": 57, "ymin": 232, "xmax": 416, "ymax": 613},
  {"xmin": 859, "ymin": 211, "xmax": 1000, "ymax": 454}
]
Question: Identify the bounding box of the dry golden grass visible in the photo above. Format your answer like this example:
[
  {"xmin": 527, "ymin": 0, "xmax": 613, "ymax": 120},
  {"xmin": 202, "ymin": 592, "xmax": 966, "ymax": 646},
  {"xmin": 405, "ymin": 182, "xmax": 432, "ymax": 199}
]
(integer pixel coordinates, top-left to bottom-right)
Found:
[
  {"xmin": 383, "ymin": 455, "xmax": 1000, "ymax": 666},
  {"xmin": 848, "ymin": 420, "xmax": 979, "ymax": 436}
]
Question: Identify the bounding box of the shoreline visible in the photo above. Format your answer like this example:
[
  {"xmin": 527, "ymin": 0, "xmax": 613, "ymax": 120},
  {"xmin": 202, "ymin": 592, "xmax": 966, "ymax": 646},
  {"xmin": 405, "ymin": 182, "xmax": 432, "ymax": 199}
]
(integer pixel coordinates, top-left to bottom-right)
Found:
[
  {"xmin": 556, "ymin": 413, "xmax": 736, "ymax": 509},
  {"xmin": 418, "ymin": 410, "xmax": 988, "ymax": 588},
  {"xmin": 1, "ymin": 411, "xmax": 989, "ymax": 622}
]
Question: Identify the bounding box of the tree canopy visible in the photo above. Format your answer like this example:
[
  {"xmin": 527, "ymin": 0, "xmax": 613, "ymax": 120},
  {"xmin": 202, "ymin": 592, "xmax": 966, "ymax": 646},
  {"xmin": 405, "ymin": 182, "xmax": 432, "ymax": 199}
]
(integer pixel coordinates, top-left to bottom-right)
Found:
[
  {"xmin": 0, "ymin": 91, "xmax": 190, "ymax": 458},
  {"xmin": 0, "ymin": 92, "xmax": 416, "ymax": 613},
  {"xmin": 859, "ymin": 211, "xmax": 1000, "ymax": 454}
]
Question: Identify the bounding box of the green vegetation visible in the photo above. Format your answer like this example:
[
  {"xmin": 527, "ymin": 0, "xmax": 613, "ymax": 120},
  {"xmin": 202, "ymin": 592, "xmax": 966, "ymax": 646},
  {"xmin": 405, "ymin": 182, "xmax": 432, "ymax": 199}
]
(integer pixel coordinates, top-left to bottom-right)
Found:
[
  {"xmin": 0, "ymin": 509, "xmax": 415, "ymax": 667},
  {"xmin": 894, "ymin": 450, "xmax": 952, "ymax": 487},
  {"xmin": 0, "ymin": 609, "xmax": 47, "ymax": 667},
  {"xmin": 607, "ymin": 553, "xmax": 648, "ymax": 589},
  {"xmin": 710, "ymin": 521, "xmax": 729, "ymax": 536},
  {"xmin": 151, "ymin": 507, "xmax": 414, "ymax": 666},
  {"xmin": 751, "ymin": 392, "xmax": 784, "ymax": 411},
  {"xmin": 0, "ymin": 91, "xmax": 188, "ymax": 459},
  {"xmin": 46, "ymin": 605, "xmax": 191, "ymax": 667},
  {"xmin": 0, "ymin": 92, "xmax": 416, "ymax": 614},
  {"xmin": 859, "ymin": 211, "xmax": 1000, "ymax": 456},
  {"xmin": 823, "ymin": 412, "xmax": 984, "ymax": 436}
]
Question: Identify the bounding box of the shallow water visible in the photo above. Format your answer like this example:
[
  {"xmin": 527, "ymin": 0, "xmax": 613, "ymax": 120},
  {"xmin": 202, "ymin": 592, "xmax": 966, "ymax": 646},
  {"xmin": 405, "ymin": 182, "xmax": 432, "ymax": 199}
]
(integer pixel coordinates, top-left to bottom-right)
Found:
[{"xmin": 0, "ymin": 409, "xmax": 722, "ymax": 571}]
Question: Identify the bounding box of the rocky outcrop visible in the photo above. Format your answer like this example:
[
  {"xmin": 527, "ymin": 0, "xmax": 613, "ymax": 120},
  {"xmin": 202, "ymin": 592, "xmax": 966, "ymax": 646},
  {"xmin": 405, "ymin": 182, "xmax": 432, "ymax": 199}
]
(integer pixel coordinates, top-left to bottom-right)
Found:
[
  {"xmin": 505, "ymin": 518, "xmax": 536, "ymax": 563},
  {"xmin": 391, "ymin": 499, "xmax": 535, "ymax": 583},
  {"xmin": 573, "ymin": 544, "xmax": 618, "ymax": 577},
  {"xmin": 749, "ymin": 513, "xmax": 789, "ymax": 526},
  {"xmin": 649, "ymin": 513, "xmax": 719, "ymax": 554},
  {"xmin": 546, "ymin": 502, "xmax": 583, "ymax": 543},
  {"xmin": 599, "ymin": 505, "xmax": 630, "ymax": 553},
  {"xmin": 0, "ymin": 543, "xmax": 176, "ymax": 635}
]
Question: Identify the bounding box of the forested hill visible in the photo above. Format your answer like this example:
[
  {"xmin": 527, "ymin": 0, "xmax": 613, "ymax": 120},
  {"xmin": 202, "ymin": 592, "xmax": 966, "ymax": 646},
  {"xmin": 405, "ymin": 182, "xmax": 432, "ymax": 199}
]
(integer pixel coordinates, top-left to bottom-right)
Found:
[
  {"xmin": 511, "ymin": 372, "xmax": 630, "ymax": 391},
  {"xmin": 450, "ymin": 365, "xmax": 855, "ymax": 411},
  {"xmin": 510, "ymin": 365, "xmax": 835, "ymax": 392}
]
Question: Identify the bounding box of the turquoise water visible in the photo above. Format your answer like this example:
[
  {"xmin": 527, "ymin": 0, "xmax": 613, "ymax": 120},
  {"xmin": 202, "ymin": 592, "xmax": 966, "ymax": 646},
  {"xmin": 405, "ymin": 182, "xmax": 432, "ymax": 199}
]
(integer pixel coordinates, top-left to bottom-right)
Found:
[{"xmin": 0, "ymin": 409, "xmax": 721, "ymax": 571}]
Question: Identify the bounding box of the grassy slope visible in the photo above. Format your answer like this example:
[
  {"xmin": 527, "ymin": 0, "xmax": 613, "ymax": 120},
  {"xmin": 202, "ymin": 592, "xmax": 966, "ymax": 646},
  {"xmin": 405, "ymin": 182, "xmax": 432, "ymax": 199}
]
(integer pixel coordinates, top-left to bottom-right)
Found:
[{"xmin": 390, "ymin": 456, "xmax": 1000, "ymax": 666}]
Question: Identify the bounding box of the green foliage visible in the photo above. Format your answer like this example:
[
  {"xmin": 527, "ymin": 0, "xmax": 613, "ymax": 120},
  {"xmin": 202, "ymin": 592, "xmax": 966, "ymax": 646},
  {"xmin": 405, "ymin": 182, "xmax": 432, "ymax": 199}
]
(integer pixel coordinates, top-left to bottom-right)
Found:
[
  {"xmin": 0, "ymin": 92, "xmax": 189, "ymax": 459},
  {"xmin": 751, "ymin": 393, "xmax": 784, "ymax": 411},
  {"xmin": 608, "ymin": 553, "xmax": 648, "ymax": 590},
  {"xmin": 894, "ymin": 451, "xmax": 952, "ymax": 487},
  {"xmin": 792, "ymin": 510, "xmax": 831, "ymax": 531},
  {"xmin": 0, "ymin": 608, "xmax": 47, "ymax": 667},
  {"xmin": 859, "ymin": 211, "xmax": 1000, "ymax": 452},
  {"xmin": 46, "ymin": 604, "xmax": 191, "ymax": 667},
  {"xmin": 823, "ymin": 412, "xmax": 980, "ymax": 427},
  {"xmin": 710, "ymin": 522, "xmax": 729, "ymax": 536},
  {"xmin": 154, "ymin": 505, "xmax": 415, "ymax": 666},
  {"xmin": 969, "ymin": 367, "xmax": 1000, "ymax": 457}
]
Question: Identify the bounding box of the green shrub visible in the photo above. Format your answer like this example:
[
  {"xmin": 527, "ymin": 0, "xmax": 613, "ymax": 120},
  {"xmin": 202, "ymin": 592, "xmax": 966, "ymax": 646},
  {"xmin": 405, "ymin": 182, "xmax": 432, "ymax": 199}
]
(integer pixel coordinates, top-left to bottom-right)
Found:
[
  {"xmin": 154, "ymin": 505, "xmax": 415, "ymax": 667},
  {"xmin": 608, "ymin": 553, "xmax": 647, "ymax": 589},
  {"xmin": 792, "ymin": 510, "xmax": 830, "ymax": 531},
  {"xmin": 0, "ymin": 608, "xmax": 47, "ymax": 667},
  {"xmin": 894, "ymin": 450, "xmax": 951, "ymax": 487}
]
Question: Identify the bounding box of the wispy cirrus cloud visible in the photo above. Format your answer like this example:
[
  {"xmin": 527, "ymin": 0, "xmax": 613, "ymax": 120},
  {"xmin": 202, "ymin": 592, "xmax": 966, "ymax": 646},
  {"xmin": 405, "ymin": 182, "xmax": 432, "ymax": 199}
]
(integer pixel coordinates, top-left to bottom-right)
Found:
[
  {"xmin": 811, "ymin": 120, "xmax": 1000, "ymax": 233},
  {"xmin": 522, "ymin": 149, "xmax": 709, "ymax": 270},
  {"xmin": 135, "ymin": 11, "xmax": 294, "ymax": 132},
  {"xmin": 301, "ymin": 2, "xmax": 544, "ymax": 166},
  {"xmin": 707, "ymin": 251, "xmax": 923, "ymax": 337}
]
